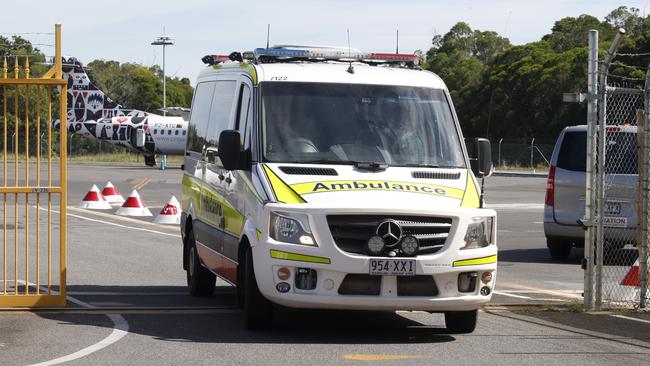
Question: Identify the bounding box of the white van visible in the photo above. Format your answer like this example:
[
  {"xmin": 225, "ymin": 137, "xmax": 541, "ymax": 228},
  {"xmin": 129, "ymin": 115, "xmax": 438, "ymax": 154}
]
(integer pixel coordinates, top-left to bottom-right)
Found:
[{"xmin": 180, "ymin": 46, "xmax": 497, "ymax": 333}]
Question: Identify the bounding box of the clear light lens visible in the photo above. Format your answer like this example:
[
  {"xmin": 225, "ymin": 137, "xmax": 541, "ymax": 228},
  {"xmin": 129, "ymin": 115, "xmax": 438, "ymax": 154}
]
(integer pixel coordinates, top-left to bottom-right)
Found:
[
  {"xmin": 462, "ymin": 217, "xmax": 494, "ymax": 249},
  {"xmin": 401, "ymin": 236, "xmax": 419, "ymax": 256},
  {"xmin": 367, "ymin": 235, "xmax": 385, "ymax": 255},
  {"xmin": 270, "ymin": 212, "xmax": 317, "ymax": 246}
]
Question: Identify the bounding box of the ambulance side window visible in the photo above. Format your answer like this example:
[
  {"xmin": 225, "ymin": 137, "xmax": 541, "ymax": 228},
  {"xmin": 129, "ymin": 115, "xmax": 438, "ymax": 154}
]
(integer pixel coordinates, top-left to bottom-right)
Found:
[
  {"xmin": 236, "ymin": 84, "xmax": 252, "ymax": 149},
  {"xmin": 205, "ymin": 80, "xmax": 237, "ymax": 147},
  {"xmin": 187, "ymin": 81, "xmax": 216, "ymax": 154}
]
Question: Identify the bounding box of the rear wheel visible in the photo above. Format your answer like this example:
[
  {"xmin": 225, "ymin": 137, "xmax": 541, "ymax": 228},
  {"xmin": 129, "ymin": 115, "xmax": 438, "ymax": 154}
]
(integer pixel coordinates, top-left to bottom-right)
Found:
[
  {"xmin": 186, "ymin": 229, "xmax": 216, "ymax": 297},
  {"xmin": 445, "ymin": 310, "xmax": 478, "ymax": 334},
  {"xmin": 547, "ymin": 239, "xmax": 572, "ymax": 260},
  {"xmin": 244, "ymin": 247, "xmax": 273, "ymax": 330}
]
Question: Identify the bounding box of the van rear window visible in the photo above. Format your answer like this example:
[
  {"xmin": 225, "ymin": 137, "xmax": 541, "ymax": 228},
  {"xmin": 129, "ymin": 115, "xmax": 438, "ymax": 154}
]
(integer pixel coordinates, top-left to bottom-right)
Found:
[
  {"xmin": 557, "ymin": 131, "xmax": 586, "ymax": 172},
  {"xmin": 557, "ymin": 130, "xmax": 637, "ymax": 174}
]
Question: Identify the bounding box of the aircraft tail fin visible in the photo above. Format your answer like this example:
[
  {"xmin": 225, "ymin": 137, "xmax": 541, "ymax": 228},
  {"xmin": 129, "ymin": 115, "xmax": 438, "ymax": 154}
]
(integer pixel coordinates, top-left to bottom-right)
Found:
[{"xmin": 59, "ymin": 57, "xmax": 148, "ymax": 128}]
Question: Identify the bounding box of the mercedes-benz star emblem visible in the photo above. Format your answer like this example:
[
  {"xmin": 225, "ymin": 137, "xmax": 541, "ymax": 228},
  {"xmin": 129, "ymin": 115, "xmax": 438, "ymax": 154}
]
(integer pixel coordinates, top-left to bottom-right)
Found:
[{"xmin": 376, "ymin": 220, "xmax": 402, "ymax": 247}]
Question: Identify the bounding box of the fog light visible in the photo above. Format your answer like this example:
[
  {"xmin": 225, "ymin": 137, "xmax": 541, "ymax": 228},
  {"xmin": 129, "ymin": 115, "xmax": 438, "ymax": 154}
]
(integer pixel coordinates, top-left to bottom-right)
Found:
[
  {"xmin": 367, "ymin": 235, "xmax": 385, "ymax": 256},
  {"xmin": 481, "ymin": 272, "xmax": 492, "ymax": 284},
  {"xmin": 400, "ymin": 236, "xmax": 419, "ymax": 256},
  {"xmin": 458, "ymin": 272, "xmax": 478, "ymax": 293},
  {"xmin": 323, "ymin": 279, "xmax": 335, "ymax": 291},
  {"xmin": 277, "ymin": 267, "xmax": 290, "ymax": 281},
  {"xmin": 480, "ymin": 286, "xmax": 491, "ymax": 296},
  {"xmin": 299, "ymin": 235, "xmax": 314, "ymax": 245},
  {"xmin": 276, "ymin": 282, "xmax": 291, "ymax": 293}
]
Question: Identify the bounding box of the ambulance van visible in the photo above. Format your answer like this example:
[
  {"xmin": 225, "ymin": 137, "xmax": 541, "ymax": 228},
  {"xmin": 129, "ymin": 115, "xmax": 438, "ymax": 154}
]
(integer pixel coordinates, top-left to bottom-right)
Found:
[{"xmin": 180, "ymin": 46, "xmax": 496, "ymax": 332}]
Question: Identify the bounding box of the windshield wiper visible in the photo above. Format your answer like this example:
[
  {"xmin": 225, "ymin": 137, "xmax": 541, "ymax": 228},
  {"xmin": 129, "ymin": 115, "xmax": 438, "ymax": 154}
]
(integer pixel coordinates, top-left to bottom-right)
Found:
[{"xmin": 286, "ymin": 160, "xmax": 389, "ymax": 172}]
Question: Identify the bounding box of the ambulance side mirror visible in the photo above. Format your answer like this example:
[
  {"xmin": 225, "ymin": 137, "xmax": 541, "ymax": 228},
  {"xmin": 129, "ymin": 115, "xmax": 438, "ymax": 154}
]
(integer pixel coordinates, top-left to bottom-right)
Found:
[
  {"xmin": 468, "ymin": 138, "xmax": 492, "ymax": 178},
  {"xmin": 218, "ymin": 130, "xmax": 249, "ymax": 171}
]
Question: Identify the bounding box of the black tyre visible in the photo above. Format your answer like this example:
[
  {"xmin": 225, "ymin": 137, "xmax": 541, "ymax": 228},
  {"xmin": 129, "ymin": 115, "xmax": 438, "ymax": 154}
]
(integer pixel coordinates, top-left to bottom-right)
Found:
[
  {"xmin": 547, "ymin": 239, "xmax": 572, "ymax": 260},
  {"xmin": 244, "ymin": 247, "xmax": 273, "ymax": 330},
  {"xmin": 444, "ymin": 310, "xmax": 478, "ymax": 334},
  {"xmin": 186, "ymin": 229, "xmax": 216, "ymax": 297}
]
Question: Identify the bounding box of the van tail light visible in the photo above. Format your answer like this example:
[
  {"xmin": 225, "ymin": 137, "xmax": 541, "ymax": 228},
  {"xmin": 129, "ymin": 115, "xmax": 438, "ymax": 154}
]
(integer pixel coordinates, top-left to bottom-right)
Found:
[{"xmin": 545, "ymin": 165, "xmax": 556, "ymax": 206}]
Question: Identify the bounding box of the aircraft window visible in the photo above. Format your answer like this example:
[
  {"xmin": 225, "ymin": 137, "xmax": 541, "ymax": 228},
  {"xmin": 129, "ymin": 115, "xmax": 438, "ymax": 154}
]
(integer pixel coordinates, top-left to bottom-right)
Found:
[
  {"xmin": 168, "ymin": 129, "xmax": 172, "ymax": 135},
  {"xmin": 183, "ymin": 130, "xmax": 186, "ymax": 136},
  {"xmin": 205, "ymin": 80, "xmax": 237, "ymax": 146},
  {"xmin": 175, "ymin": 130, "xmax": 179, "ymax": 135},
  {"xmin": 153, "ymin": 129, "xmax": 157, "ymax": 134}
]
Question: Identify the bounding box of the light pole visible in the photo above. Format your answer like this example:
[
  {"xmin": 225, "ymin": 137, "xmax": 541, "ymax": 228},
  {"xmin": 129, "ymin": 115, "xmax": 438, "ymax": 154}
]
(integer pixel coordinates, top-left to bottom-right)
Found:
[{"xmin": 151, "ymin": 33, "xmax": 174, "ymax": 116}]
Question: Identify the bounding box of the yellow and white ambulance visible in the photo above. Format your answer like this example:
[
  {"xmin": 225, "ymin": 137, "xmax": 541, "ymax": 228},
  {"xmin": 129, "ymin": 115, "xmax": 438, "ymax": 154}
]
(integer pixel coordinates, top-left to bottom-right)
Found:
[{"xmin": 180, "ymin": 46, "xmax": 496, "ymax": 332}]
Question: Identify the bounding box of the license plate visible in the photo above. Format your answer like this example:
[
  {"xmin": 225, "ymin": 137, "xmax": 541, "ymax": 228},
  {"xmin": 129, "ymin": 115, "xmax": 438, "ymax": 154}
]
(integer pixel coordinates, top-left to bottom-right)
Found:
[
  {"xmin": 605, "ymin": 202, "xmax": 621, "ymax": 215},
  {"xmin": 369, "ymin": 259, "xmax": 416, "ymax": 276}
]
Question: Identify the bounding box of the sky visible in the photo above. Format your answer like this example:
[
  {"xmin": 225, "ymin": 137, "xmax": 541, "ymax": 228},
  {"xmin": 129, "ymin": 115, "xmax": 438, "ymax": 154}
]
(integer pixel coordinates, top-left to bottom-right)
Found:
[{"xmin": 1, "ymin": 1, "xmax": 647, "ymax": 84}]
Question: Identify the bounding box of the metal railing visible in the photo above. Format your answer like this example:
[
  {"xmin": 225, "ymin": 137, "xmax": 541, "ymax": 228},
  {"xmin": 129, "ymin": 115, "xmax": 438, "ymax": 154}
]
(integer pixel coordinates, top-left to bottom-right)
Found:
[{"xmin": 0, "ymin": 24, "xmax": 67, "ymax": 307}]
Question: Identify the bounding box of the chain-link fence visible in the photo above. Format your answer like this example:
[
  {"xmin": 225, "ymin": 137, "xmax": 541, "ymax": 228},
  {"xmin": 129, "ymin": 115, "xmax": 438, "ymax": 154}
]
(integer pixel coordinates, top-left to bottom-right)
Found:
[
  {"xmin": 586, "ymin": 29, "xmax": 649, "ymax": 310},
  {"xmin": 492, "ymin": 139, "xmax": 553, "ymax": 170}
]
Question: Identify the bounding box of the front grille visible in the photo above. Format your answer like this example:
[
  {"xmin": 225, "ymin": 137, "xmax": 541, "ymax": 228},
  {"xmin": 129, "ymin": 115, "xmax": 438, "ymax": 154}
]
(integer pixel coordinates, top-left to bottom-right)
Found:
[{"xmin": 327, "ymin": 215, "xmax": 452, "ymax": 257}]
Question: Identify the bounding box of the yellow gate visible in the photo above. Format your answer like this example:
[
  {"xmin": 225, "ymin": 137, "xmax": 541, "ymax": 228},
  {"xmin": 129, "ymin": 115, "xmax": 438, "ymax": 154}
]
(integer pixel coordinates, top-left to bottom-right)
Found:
[{"xmin": 0, "ymin": 24, "xmax": 67, "ymax": 307}]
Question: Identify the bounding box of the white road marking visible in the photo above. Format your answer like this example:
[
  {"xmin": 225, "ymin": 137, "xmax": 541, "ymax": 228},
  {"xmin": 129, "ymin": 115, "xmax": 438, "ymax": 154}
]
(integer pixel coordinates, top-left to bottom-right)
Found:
[
  {"xmin": 14, "ymin": 281, "xmax": 130, "ymax": 366},
  {"xmin": 610, "ymin": 314, "xmax": 650, "ymax": 325},
  {"xmin": 487, "ymin": 203, "xmax": 544, "ymax": 210},
  {"xmin": 493, "ymin": 291, "xmax": 532, "ymax": 299},
  {"xmin": 67, "ymin": 291, "xmax": 187, "ymax": 296},
  {"xmin": 38, "ymin": 207, "xmax": 179, "ymax": 238}
]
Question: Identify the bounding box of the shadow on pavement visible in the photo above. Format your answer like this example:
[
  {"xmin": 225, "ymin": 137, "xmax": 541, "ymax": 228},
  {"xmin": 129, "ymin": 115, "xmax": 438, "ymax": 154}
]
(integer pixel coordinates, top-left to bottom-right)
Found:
[
  {"xmin": 498, "ymin": 248, "xmax": 583, "ymax": 264},
  {"xmin": 36, "ymin": 284, "xmax": 455, "ymax": 345}
]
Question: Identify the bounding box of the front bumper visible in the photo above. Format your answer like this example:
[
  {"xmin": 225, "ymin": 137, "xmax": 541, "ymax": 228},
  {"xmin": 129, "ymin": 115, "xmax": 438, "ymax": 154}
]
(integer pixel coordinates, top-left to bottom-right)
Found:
[{"xmin": 253, "ymin": 204, "xmax": 498, "ymax": 312}]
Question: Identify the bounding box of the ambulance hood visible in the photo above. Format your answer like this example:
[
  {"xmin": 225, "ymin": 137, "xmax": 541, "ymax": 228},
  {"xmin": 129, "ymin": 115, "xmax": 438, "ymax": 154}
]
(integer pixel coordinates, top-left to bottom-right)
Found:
[{"xmin": 262, "ymin": 163, "xmax": 480, "ymax": 209}]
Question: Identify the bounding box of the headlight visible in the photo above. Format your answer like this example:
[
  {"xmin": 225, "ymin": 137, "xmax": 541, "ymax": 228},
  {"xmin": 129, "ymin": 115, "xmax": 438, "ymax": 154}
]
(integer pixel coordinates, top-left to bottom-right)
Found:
[
  {"xmin": 269, "ymin": 211, "xmax": 317, "ymax": 246},
  {"xmin": 462, "ymin": 217, "xmax": 494, "ymax": 249}
]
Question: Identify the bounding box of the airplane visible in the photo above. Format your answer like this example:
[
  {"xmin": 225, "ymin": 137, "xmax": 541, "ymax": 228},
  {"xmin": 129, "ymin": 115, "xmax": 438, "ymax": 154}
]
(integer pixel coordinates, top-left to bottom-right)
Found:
[{"xmin": 54, "ymin": 57, "xmax": 188, "ymax": 167}]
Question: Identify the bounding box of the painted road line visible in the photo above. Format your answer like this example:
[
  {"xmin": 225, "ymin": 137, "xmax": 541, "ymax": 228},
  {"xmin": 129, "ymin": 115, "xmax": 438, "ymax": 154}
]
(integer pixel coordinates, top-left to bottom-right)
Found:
[
  {"xmin": 487, "ymin": 203, "xmax": 544, "ymax": 210},
  {"xmin": 67, "ymin": 291, "xmax": 188, "ymax": 296},
  {"xmin": 497, "ymin": 282, "xmax": 583, "ymax": 300},
  {"xmin": 610, "ymin": 314, "xmax": 650, "ymax": 325},
  {"xmin": 68, "ymin": 206, "xmax": 176, "ymax": 231},
  {"xmin": 15, "ymin": 281, "xmax": 130, "ymax": 366},
  {"xmin": 493, "ymin": 291, "xmax": 533, "ymax": 300},
  {"xmin": 343, "ymin": 354, "xmax": 426, "ymax": 361},
  {"xmin": 39, "ymin": 207, "xmax": 179, "ymax": 238},
  {"xmin": 133, "ymin": 178, "xmax": 152, "ymax": 191}
]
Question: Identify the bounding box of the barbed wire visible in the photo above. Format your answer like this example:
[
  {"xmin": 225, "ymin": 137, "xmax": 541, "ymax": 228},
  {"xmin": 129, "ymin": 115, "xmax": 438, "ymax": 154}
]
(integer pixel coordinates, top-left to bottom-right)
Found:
[
  {"xmin": 610, "ymin": 61, "xmax": 647, "ymax": 71},
  {"xmin": 607, "ymin": 73, "xmax": 646, "ymax": 81},
  {"xmin": 616, "ymin": 52, "xmax": 650, "ymax": 57},
  {"xmin": 0, "ymin": 32, "xmax": 54, "ymax": 36}
]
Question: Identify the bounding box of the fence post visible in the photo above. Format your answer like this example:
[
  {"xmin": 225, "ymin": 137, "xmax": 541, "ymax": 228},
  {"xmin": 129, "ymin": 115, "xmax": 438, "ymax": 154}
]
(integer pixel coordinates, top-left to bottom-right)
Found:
[
  {"xmin": 530, "ymin": 138, "xmax": 535, "ymax": 173},
  {"xmin": 640, "ymin": 65, "xmax": 650, "ymax": 308},
  {"xmin": 498, "ymin": 138, "xmax": 503, "ymax": 167},
  {"xmin": 584, "ymin": 29, "xmax": 598, "ymax": 311}
]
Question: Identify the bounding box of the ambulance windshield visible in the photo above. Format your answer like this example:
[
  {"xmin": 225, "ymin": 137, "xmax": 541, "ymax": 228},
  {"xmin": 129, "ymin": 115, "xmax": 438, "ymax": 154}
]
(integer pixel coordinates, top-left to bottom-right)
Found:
[{"xmin": 261, "ymin": 82, "xmax": 466, "ymax": 168}]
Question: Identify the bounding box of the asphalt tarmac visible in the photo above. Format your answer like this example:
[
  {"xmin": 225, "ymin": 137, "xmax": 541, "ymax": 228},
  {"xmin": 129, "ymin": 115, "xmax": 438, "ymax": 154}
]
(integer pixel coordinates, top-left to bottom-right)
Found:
[{"xmin": 1, "ymin": 163, "xmax": 648, "ymax": 366}]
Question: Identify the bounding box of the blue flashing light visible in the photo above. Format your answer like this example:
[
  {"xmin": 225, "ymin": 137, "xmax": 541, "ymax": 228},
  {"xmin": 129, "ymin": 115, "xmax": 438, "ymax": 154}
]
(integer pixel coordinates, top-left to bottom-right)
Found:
[{"xmin": 254, "ymin": 48, "xmax": 309, "ymax": 58}]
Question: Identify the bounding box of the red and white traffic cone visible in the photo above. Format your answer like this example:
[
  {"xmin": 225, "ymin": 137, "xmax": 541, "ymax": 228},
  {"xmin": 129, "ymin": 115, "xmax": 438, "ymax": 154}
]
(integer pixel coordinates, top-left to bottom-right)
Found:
[
  {"xmin": 621, "ymin": 259, "xmax": 641, "ymax": 287},
  {"xmin": 155, "ymin": 195, "xmax": 181, "ymax": 224},
  {"xmin": 102, "ymin": 181, "xmax": 125, "ymax": 205},
  {"xmin": 115, "ymin": 190, "xmax": 152, "ymax": 217},
  {"xmin": 79, "ymin": 184, "xmax": 112, "ymax": 209}
]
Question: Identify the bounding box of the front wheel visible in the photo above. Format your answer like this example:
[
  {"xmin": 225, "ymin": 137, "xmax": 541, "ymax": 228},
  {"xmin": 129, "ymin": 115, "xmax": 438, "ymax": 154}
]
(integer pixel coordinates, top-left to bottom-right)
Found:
[
  {"xmin": 186, "ymin": 229, "xmax": 216, "ymax": 297},
  {"xmin": 244, "ymin": 247, "xmax": 273, "ymax": 330},
  {"xmin": 445, "ymin": 310, "xmax": 478, "ymax": 334}
]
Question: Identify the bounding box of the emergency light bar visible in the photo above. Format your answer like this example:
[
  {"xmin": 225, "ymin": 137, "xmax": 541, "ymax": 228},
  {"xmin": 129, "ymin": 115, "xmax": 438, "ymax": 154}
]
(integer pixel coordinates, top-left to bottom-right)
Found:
[
  {"xmin": 250, "ymin": 46, "xmax": 419, "ymax": 66},
  {"xmin": 204, "ymin": 46, "xmax": 420, "ymax": 67}
]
